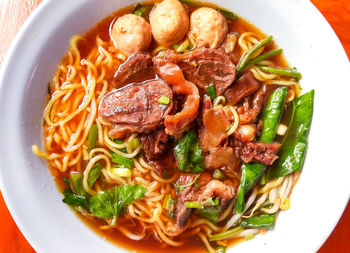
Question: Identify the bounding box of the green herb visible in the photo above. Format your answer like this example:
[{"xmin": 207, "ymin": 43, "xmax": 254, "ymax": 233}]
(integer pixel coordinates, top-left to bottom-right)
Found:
[
  {"xmin": 111, "ymin": 152, "xmax": 134, "ymax": 169},
  {"xmin": 218, "ymin": 9, "xmax": 238, "ymax": 20},
  {"xmin": 88, "ymin": 163, "xmax": 102, "ymax": 188},
  {"xmin": 89, "ymin": 185, "xmax": 146, "ymax": 218},
  {"xmin": 206, "ymin": 84, "xmax": 217, "ymax": 100},
  {"xmin": 70, "ymin": 172, "xmax": 88, "ymax": 197},
  {"xmin": 158, "ymin": 96, "xmax": 170, "ymax": 105},
  {"xmin": 205, "ymin": 197, "xmax": 220, "ymax": 206},
  {"xmin": 113, "ymin": 138, "xmax": 127, "ymax": 152},
  {"xmin": 62, "ymin": 189, "xmax": 89, "ymax": 208},
  {"xmin": 174, "ymin": 174, "xmax": 200, "ymax": 194},
  {"xmin": 185, "ymin": 201, "xmax": 204, "ymax": 209},
  {"xmin": 195, "ymin": 205, "xmax": 221, "ymax": 224},
  {"xmin": 243, "ymin": 48, "xmax": 283, "ymax": 71},
  {"xmin": 174, "ymin": 130, "xmax": 204, "ymax": 173},
  {"xmin": 133, "ymin": 4, "xmax": 151, "ymax": 17},
  {"xmin": 236, "ymin": 35, "xmax": 273, "ymax": 75},
  {"xmin": 163, "ymin": 194, "xmax": 174, "ymax": 210},
  {"xmin": 209, "ymin": 226, "xmax": 243, "ymax": 241},
  {"xmin": 239, "ymin": 213, "xmax": 276, "ymax": 229},
  {"xmin": 87, "ymin": 124, "xmax": 98, "ymax": 151},
  {"xmin": 259, "ymin": 66, "xmax": 302, "ymax": 81}
]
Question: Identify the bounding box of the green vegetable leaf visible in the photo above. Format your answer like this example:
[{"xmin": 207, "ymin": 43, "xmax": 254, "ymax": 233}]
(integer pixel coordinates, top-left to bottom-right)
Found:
[
  {"xmin": 87, "ymin": 124, "xmax": 98, "ymax": 151},
  {"xmin": 62, "ymin": 189, "xmax": 89, "ymax": 209},
  {"xmin": 216, "ymin": 246, "xmax": 226, "ymax": 253},
  {"xmin": 218, "ymin": 9, "xmax": 238, "ymax": 20},
  {"xmin": 133, "ymin": 4, "xmax": 151, "ymax": 17},
  {"xmin": 239, "ymin": 213, "xmax": 276, "ymax": 229},
  {"xmin": 111, "ymin": 152, "xmax": 134, "ymax": 169},
  {"xmin": 88, "ymin": 163, "xmax": 102, "ymax": 188},
  {"xmin": 174, "ymin": 131, "xmax": 204, "ymax": 173},
  {"xmin": 206, "ymin": 84, "xmax": 217, "ymax": 100},
  {"xmin": 89, "ymin": 185, "xmax": 146, "ymax": 218},
  {"xmin": 70, "ymin": 172, "xmax": 88, "ymax": 197},
  {"xmin": 195, "ymin": 205, "xmax": 221, "ymax": 223}
]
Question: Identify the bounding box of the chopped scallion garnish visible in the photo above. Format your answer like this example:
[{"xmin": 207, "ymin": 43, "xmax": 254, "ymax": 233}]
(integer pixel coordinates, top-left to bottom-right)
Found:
[
  {"xmin": 111, "ymin": 167, "xmax": 132, "ymax": 178},
  {"xmin": 158, "ymin": 96, "xmax": 170, "ymax": 105},
  {"xmin": 206, "ymin": 84, "xmax": 217, "ymax": 100}
]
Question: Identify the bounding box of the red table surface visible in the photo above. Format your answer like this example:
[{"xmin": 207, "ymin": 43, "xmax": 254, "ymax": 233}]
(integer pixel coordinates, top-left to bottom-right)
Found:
[{"xmin": 0, "ymin": 0, "xmax": 349, "ymax": 252}]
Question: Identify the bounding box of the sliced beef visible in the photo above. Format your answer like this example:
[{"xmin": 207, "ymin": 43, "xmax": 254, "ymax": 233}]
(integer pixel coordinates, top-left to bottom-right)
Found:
[
  {"xmin": 99, "ymin": 80, "xmax": 173, "ymax": 138},
  {"xmin": 241, "ymin": 142, "xmax": 281, "ymax": 165},
  {"xmin": 225, "ymin": 72, "xmax": 260, "ymax": 106},
  {"xmin": 141, "ymin": 128, "xmax": 168, "ymax": 160},
  {"xmin": 204, "ymin": 147, "xmax": 240, "ymax": 173},
  {"xmin": 164, "ymin": 47, "xmax": 236, "ymax": 95},
  {"xmin": 112, "ymin": 52, "xmax": 153, "ymax": 88},
  {"xmin": 174, "ymin": 173, "xmax": 236, "ymax": 229},
  {"xmin": 199, "ymin": 107, "xmax": 230, "ymax": 151},
  {"xmin": 238, "ymin": 84, "xmax": 268, "ymax": 124},
  {"xmin": 154, "ymin": 59, "xmax": 200, "ymax": 139}
]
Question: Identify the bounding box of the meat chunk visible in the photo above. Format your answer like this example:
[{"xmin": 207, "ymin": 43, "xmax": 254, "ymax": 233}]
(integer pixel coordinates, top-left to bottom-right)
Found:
[
  {"xmin": 99, "ymin": 80, "xmax": 173, "ymax": 138},
  {"xmin": 174, "ymin": 173, "xmax": 236, "ymax": 228},
  {"xmin": 225, "ymin": 72, "xmax": 260, "ymax": 106},
  {"xmin": 199, "ymin": 107, "xmax": 230, "ymax": 151},
  {"xmin": 141, "ymin": 128, "xmax": 168, "ymax": 160},
  {"xmin": 241, "ymin": 142, "xmax": 281, "ymax": 165},
  {"xmin": 204, "ymin": 147, "xmax": 240, "ymax": 173},
  {"xmin": 154, "ymin": 59, "xmax": 200, "ymax": 138},
  {"xmin": 111, "ymin": 14, "xmax": 152, "ymax": 56},
  {"xmin": 189, "ymin": 7, "xmax": 228, "ymax": 49},
  {"xmin": 238, "ymin": 84, "xmax": 268, "ymax": 124},
  {"xmin": 113, "ymin": 52, "xmax": 153, "ymax": 88},
  {"xmin": 233, "ymin": 124, "xmax": 256, "ymax": 143},
  {"xmin": 165, "ymin": 47, "xmax": 236, "ymax": 95}
]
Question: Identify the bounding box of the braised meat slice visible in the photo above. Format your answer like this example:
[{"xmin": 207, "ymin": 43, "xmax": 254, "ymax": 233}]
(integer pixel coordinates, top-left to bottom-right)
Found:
[
  {"xmin": 112, "ymin": 52, "xmax": 153, "ymax": 88},
  {"xmin": 154, "ymin": 59, "xmax": 200, "ymax": 139},
  {"xmin": 238, "ymin": 84, "xmax": 268, "ymax": 124},
  {"xmin": 204, "ymin": 147, "xmax": 240, "ymax": 173},
  {"xmin": 165, "ymin": 47, "xmax": 236, "ymax": 95},
  {"xmin": 241, "ymin": 142, "xmax": 281, "ymax": 165},
  {"xmin": 174, "ymin": 173, "xmax": 236, "ymax": 229},
  {"xmin": 141, "ymin": 128, "xmax": 169, "ymax": 160},
  {"xmin": 99, "ymin": 80, "xmax": 173, "ymax": 138},
  {"xmin": 199, "ymin": 106, "xmax": 230, "ymax": 151},
  {"xmin": 225, "ymin": 72, "xmax": 260, "ymax": 106}
]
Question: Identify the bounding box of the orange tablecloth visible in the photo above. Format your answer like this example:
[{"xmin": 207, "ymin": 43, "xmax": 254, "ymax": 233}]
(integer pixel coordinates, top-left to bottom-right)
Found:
[{"xmin": 0, "ymin": 0, "xmax": 349, "ymax": 252}]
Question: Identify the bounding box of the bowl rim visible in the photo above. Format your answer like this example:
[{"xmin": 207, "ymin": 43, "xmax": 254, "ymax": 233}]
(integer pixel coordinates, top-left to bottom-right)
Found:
[{"xmin": 0, "ymin": 0, "xmax": 349, "ymax": 252}]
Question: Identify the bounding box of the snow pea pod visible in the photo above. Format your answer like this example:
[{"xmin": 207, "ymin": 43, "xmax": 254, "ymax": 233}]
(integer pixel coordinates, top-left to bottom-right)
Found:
[
  {"xmin": 235, "ymin": 87, "xmax": 287, "ymax": 213},
  {"xmin": 267, "ymin": 90, "xmax": 314, "ymax": 179},
  {"xmin": 239, "ymin": 213, "xmax": 276, "ymax": 229}
]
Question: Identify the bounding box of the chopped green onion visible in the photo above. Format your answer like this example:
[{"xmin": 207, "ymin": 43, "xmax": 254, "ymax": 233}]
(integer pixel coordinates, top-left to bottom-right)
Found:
[
  {"xmin": 236, "ymin": 35, "xmax": 273, "ymax": 75},
  {"xmin": 239, "ymin": 213, "xmax": 276, "ymax": 229},
  {"xmin": 213, "ymin": 169, "xmax": 224, "ymax": 180},
  {"xmin": 172, "ymin": 43, "xmax": 179, "ymax": 50},
  {"xmin": 110, "ymin": 216, "xmax": 117, "ymax": 226},
  {"xmin": 111, "ymin": 153, "xmax": 134, "ymax": 169},
  {"xmin": 158, "ymin": 96, "xmax": 170, "ymax": 105},
  {"xmin": 174, "ymin": 174, "xmax": 200, "ymax": 193},
  {"xmin": 133, "ymin": 4, "xmax": 150, "ymax": 17},
  {"xmin": 88, "ymin": 163, "xmax": 102, "ymax": 188},
  {"xmin": 216, "ymin": 246, "xmax": 226, "ymax": 253},
  {"xmin": 129, "ymin": 137, "xmax": 140, "ymax": 151},
  {"xmin": 70, "ymin": 172, "xmax": 88, "ymax": 196},
  {"xmin": 218, "ymin": 9, "xmax": 238, "ymax": 20},
  {"xmin": 87, "ymin": 124, "xmax": 98, "ymax": 151},
  {"xmin": 209, "ymin": 226, "xmax": 243, "ymax": 241},
  {"xmin": 185, "ymin": 201, "xmax": 203, "ymax": 209},
  {"xmin": 206, "ymin": 84, "xmax": 217, "ymax": 100},
  {"xmin": 112, "ymin": 167, "xmax": 132, "ymax": 178},
  {"xmin": 178, "ymin": 0, "xmax": 199, "ymax": 5},
  {"xmin": 244, "ymin": 233, "xmax": 256, "ymax": 240},
  {"xmin": 163, "ymin": 194, "xmax": 173, "ymax": 210},
  {"xmin": 205, "ymin": 197, "xmax": 220, "ymax": 206},
  {"xmin": 259, "ymin": 66, "xmax": 302, "ymax": 81},
  {"xmin": 243, "ymin": 48, "xmax": 283, "ymax": 71}
]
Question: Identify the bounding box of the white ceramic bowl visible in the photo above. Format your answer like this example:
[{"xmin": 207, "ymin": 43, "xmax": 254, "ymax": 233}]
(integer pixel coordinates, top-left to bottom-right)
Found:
[{"xmin": 0, "ymin": 0, "xmax": 349, "ymax": 252}]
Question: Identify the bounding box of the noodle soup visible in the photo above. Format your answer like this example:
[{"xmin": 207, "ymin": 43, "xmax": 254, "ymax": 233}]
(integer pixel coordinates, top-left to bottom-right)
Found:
[{"xmin": 33, "ymin": 1, "xmax": 313, "ymax": 252}]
